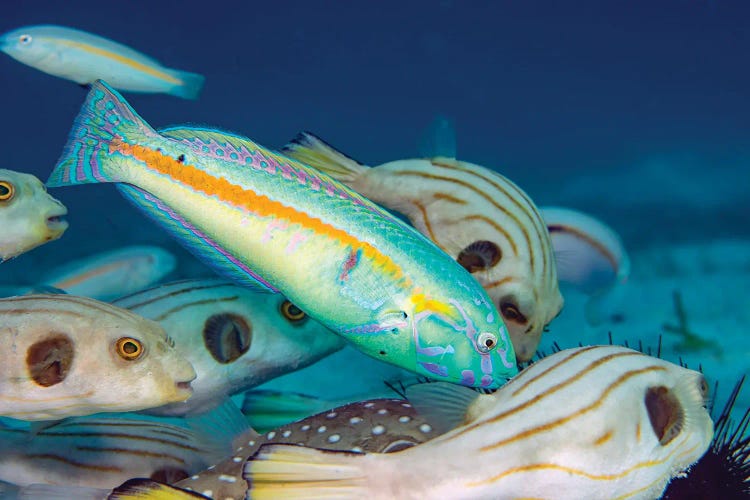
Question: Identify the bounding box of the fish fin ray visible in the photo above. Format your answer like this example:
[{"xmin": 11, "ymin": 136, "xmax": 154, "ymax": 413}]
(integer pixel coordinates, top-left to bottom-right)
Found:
[
  {"xmin": 166, "ymin": 70, "xmax": 205, "ymax": 100},
  {"xmin": 281, "ymin": 131, "xmax": 367, "ymax": 183},
  {"xmin": 405, "ymin": 381, "xmax": 482, "ymax": 434},
  {"xmin": 115, "ymin": 184, "xmax": 278, "ymax": 292},
  {"xmin": 108, "ymin": 478, "xmax": 209, "ymax": 499},
  {"xmin": 245, "ymin": 444, "xmax": 370, "ymax": 499},
  {"xmin": 241, "ymin": 390, "xmax": 337, "ymax": 433},
  {"xmin": 47, "ymin": 80, "xmax": 157, "ymax": 188}
]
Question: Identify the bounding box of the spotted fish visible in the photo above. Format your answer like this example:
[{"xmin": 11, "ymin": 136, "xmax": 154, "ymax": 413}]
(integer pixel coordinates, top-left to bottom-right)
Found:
[
  {"xmin": 46, "ymin": 81, "xmax": 516, "ymax": 389},
  {"xmin": 0, "ymin": 400, "xmax": 248, "ymax": 489},
  {"xmin": 0, "ymin": 25, "xmax": 204, "ymax": 99},
  {"xmin": 0, "ymin": 168, "xmax": 68, "ymax": 262},
  {"xmin": 238, "ymin": 345, "xmax": 713, "ymax": 500},
  {"xmin": 282, "ymin": 132, "xmax": 563, "ymax": 361},
  {"xmin": 0, "ymin": 294, "xmax": 195, "ymax": 420},
  {"xmin": 112, "ymin": 279, "xmax": 345, "ymax": 415},
  {"xmin": 106, "ymin": 398, "xmax": 435, "ymax": 500}
]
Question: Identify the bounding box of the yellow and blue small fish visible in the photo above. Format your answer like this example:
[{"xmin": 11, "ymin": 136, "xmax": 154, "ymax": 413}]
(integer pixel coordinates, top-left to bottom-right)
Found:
[
  {"xmin": 0, "ymin": 168, "xmax": 68, "ymax": 262},
  {"xmin": 0, "ymin": 294, "xmax": 196, "ymax": 420},
  {"xmin": 47, "ymin": 81, "xmax": 517, "ymax": 389},
  {"xmin": 0, "ymin": 25, "xmax": 205, "ymax": 99},
  {"xmin": 282, "ymin": 132, "xmax": 563, "ymax": 361},
  {"xmin": 102, "ymin": 345, "xmax": 714, "ymax": 500},
  {"xmin": 0, "ymin": 400, "xmax": 249, "ymax": 489},
  {"xmin": 112, "ymin": 279, "xmax": 346, "ymax": 415}
]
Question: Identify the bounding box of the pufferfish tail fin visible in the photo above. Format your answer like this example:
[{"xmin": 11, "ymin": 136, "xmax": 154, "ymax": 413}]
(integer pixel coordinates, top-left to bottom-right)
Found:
[
  {"xmin": 281, "ymin": 131, "xmax": 368, "ymax": 183},
  {"xmin": 245, "ymin": 444, "xmax": 372, "ymax": 499},
  {"xmin": 108, "ymin": 478, "xmax": 210, "ymax": 499}
]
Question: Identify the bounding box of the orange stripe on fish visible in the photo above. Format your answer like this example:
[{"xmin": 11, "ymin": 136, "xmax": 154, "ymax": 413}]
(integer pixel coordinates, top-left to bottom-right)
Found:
[{"xmin": 109, "ymin": 139, "xmax": 413, "ymax": 288}]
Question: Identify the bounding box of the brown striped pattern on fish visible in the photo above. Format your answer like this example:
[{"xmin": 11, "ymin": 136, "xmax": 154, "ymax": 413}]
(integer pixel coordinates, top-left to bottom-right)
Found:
[
  {"xmin": 245, "ymin": 346, "xmax": 714, "ymax": 500},
  {"xmin": 0, "ymin": 294, "xmax": 196, "ymax": 421},
  {"xmin": 281, "ymin": 133, "xmax": 563, "ymax": 361}
]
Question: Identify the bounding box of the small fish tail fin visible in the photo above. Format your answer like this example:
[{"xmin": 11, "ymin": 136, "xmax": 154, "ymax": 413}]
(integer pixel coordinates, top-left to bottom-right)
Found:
[
  {"xmin": 167, "ymin": 70, "xmax": 206, "ymax": 100},
  {"xmin": 245, "ymin": 444, "xmax": 371, "ymax": 499},
  {"xmin": 108, "ymin": 478, "xmax": 210, "ymax": 499},
  {"xmin": 47, "ymin": 80, "xmax": 157, "ymax": 188},
  {"xmin": 281, "ymin": 131, "xmax": 367, "ymax": 183}
]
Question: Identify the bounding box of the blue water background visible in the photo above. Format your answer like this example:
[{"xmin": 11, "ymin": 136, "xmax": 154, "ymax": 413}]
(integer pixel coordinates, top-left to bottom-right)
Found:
[{"xmin": 1, "ymin": 1, "xmax": 748, "ymax": 413}]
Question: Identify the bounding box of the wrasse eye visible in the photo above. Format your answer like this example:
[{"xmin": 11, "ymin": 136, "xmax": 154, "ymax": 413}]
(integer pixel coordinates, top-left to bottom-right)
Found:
[
  {"xmin": 116, "ymin": 337, "xmax": 144, "ymax": 360},
  {"xmin": 0, "ymin": 181, "xmax": 14, "ymax": 202},
  {"xmin": 500, "ymin": 302, "xmax": 527, "ymax": 324},
  {"xmin": 177, "ymin": 154, "xmax": 186, "ymax": 163},
  {"xmin": 477, "ymin": 332, "xmax": 498, "ymax": 353},
  {"xmin": 19, "ymin": 34, "xmax": 32, "ymax": 45},
  {"xmin": 280, "ymin": 299, "xmax": 306, "ymax": 322}
]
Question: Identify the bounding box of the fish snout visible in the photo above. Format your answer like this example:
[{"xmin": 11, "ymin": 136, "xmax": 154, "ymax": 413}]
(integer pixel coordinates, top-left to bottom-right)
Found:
[
  {"xmin": 172, "ymin": 360, "xmax": 197, "ymax": 399},
  {"xmin": 43, "ymin": 201, "xmax": 69, "ymax": 236}
]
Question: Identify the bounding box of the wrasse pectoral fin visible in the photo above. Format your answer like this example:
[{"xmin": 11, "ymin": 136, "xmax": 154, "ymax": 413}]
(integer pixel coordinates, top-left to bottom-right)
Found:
[{"xmin": 377, "ymin": 310, "xmax": 409, "ymax": 333}]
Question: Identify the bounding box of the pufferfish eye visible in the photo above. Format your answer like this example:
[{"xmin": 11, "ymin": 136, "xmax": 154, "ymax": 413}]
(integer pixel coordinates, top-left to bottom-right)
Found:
[
  {"xmin": 476, "ymin": 332, "xmax": 498, "ymax": 353},
  {"xmin": 115, "ymin": 337, "xmax": 144, "ymax": 360},
  {"xmin": 280, "ymin": 299, "xmax": 306, "ymax": 322},
  {"xmin": 0, "ymin": 181, "xmax": 14, "ymax": 202},
  {"xmin": 19, "ymin": 34, "xmax": 32, "ymax": 45}
]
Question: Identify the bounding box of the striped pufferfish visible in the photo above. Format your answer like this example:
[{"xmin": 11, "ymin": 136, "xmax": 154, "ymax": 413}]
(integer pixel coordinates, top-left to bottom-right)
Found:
[
  {"xmin": 0, "ymin": 168, "xmax": 68, "ymax": 262},
  {"xmin": 0, "ymin": 400, "xmax": 249, "ymax": 489},
  {"xmin": 102, "ymin": 345, "xmax": 714, "ymax": 500},
  {"xmin": 282, "ymin": 133, "xmax": 563, "ymax": 361},
  {"xmin": 0, "ymin": 25, "xmax": 205, "ymax": 99},
  {"xmin": 112, "ymin": 279, "xmax": 346, "ymax": 415},
  {"xmin": 46, "ymin": 81, "xmax": 517, "ymax": 389},
  {"xmin": 0, "ymin": 294, "xmax": 196, "ymax": 420}
]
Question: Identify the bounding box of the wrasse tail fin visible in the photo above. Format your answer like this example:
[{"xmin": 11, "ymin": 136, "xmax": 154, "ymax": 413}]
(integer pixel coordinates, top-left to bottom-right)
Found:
[
  {"xmin": 281, "ymin": 131, "xmax": 367, "ymax": 183},
  {"xmin": 47, "ymin": 80, "xmax": 157, "ymax": 188},
  {"xmin": 116, "ymin": 184, "xmax": 278, "ymax": 292},
  {"xmin": 108, "ymin": 478, "xmax": 209, "ymax": 499},
  {"xmin": 245, "ymin": 444, "xmax": 370, "ymax": 499},
  {"xmin": 167, "ymin": 70, "xmax": 206, "ymax": 100}
]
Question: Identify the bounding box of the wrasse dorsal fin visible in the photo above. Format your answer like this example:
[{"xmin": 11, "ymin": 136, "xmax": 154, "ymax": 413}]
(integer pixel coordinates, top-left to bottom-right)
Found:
[
  {"xmin": 115, "ymin": 184, "xmax": 278, "ymax": 293},
  {"xmin": 159, "ymin": 125, "xmax": 254, "ymax": 146},
  {"xmin": 281, "ymin": 131, "xmax": 367, "ymax": 183},
  {"xmin": 405, "ymin": 382, "xmax": 484, "ymax": 434},
  {"xmin": 109, "ymin": 478, "xmax": 209, "ymax": 499},
  {"xmin": 244, "ymin": 443, "xmax": 370, "ymax": 499}
]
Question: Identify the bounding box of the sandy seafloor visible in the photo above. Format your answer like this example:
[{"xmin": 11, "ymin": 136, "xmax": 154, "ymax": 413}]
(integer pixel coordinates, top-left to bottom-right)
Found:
[{"xmin": 0, "ymin": 0, "xmax": 749, "ymax": 497}]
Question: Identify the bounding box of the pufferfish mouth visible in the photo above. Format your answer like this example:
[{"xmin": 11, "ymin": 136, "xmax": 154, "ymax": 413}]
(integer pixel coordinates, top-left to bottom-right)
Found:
[
  {"xmin": 175, "ymin": 381, "xmax": 194, "ymax": 394},
  {"xmin": 45, "ymin": 210, "xmax": 69, "ymax": 232}
]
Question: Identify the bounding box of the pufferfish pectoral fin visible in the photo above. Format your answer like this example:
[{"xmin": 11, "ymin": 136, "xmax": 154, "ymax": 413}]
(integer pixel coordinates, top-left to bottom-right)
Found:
[
  {"xmin": 281, "ymin": 131, "xmax": 368, "ymax": 183},
  {"xmin": 405, "ymin": 381, "xmax": 486, "ymax": 435},
  {"xmin": 108, "ymin": 478, "xmax": 210, "ymax": 499}
]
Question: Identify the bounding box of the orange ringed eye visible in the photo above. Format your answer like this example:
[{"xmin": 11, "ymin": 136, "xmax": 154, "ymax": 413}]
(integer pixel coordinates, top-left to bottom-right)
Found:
[
  {"xmin": 0, "ymin": 181, "xmax": 14, "ymax": 202},
  {"xmin": 116, "ymin": 337, "xmax": 143, "ymax": 360}
]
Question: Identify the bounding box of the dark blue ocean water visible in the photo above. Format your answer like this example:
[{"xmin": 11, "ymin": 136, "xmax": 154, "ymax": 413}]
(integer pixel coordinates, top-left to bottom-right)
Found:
[{"xmin": 1, "ymin": 2, "xmax": 748, "ymax": 497}]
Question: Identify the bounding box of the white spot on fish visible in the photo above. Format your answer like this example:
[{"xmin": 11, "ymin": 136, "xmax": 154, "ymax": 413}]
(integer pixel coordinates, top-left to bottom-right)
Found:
[
  {"xmin": 328, "ymin": 434, "xmax": 341, "ymax": 443},
  {"xmin": 219, "ymin": 475, "xmax": 237, "ymax": 483},
  {"xmin": 248, "ymin": 440, "xmax": 256, "ymax": 446},
  {"xmin": 399, "ymin": 416, "xmax": 411, "ymax": 423},
  {"xmin": 202, "ymin": 491, "xmax": 213, "ymax": 497},
  {"xmin": 401, "ymin": 403, "xmax": 412, "ymax": 408},
  {"xmin": 350, "ymin": 417, "xmax": 363, "ymax": 424},
  {"xmin": 372, "ymin": 425, "xmax": 386, "ymax": 435},
  {"xmin": 352, "ymin": 446, "xmax": 362, "ymax": 452},
  {"xmin": 233, "ymin": 456, "xmax": 243, "ymax": 463},
  {"xmin": 301, "ymin": 424, "xmax": 311, "ymax": 431},
  {"xmin": 318, "ymin": 425, "xmax": 327, "ymax": 433},
  {"xmin": 420, "ymin": 424, "xmax": 432, "ymax": 433},
  {"xmin": 282, "ymin": 430, "xmax": 292, "ymax": 438},
  {"xmin": 364, "ymin": 402, "xmax": 375, "ymax": 408},
  {"xmin": 267, "ymin": 431, "xmax": 276, "ymax": 439},
  {"xmin": 326, "ymin": 412, "xmax": 337, "ymax": 419},
  {"xmin": 207, "ymin": 465, "xmax": 216, "ymax": 470},
  {"xmin": 377, "ymin": 409, "xmax": 388, "ymax": 415},
  {"xmin": 191, "ymin": 475, "xmax": 200, "ymax": 480}
]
